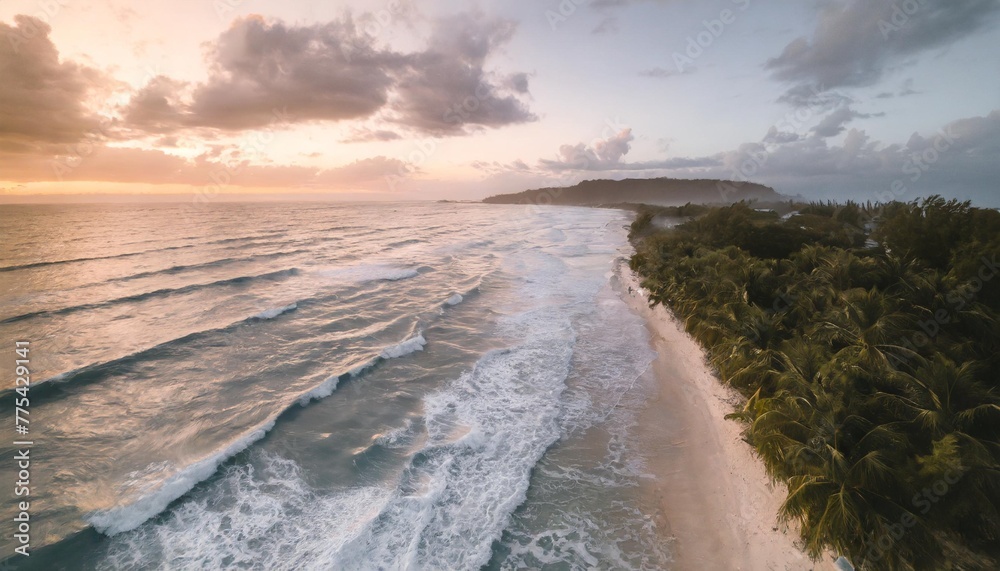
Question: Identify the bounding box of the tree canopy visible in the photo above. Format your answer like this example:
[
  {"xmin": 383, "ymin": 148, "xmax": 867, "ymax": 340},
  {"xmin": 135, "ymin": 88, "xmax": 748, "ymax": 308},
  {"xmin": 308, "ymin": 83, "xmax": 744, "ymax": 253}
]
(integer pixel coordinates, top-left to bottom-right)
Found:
[{"xmin": 630, "ymin": 197, "xmax": 1000, "ymax": 571}]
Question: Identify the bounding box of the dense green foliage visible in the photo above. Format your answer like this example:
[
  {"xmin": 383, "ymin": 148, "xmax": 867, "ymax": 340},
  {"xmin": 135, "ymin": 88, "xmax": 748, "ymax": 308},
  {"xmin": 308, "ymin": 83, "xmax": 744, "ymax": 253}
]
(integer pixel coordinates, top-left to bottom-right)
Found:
[{"xmin": 629, "ymin": 197, "xmax": 1000, "ymax": 570}]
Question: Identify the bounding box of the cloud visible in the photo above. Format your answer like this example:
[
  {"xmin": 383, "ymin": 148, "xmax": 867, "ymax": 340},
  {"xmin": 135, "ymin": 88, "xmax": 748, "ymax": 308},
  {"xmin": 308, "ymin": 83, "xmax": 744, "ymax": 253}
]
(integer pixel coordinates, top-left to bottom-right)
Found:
[
  {"xmin": 0, "ymin": 16, "xmax": 116, "ymax": 151},
  {"xmin": 522, "ymin": 109, "xmax": 1000, "ymax": 205},
  {"xmin": 123, "ymin": 16, "xmax": 400, "ymax": 131},
  {"xmin": 811, "ymin": 104, "xmax": 884, "ymax": 138},
  {"xmin": 390, "ymin": 12, "xmax": 536, "ymax": 135},
  {"xmin": 712, "ymin": 110, "xmax": 1000, "ymax": 204},
  {"xmin": 122, "ymin": 76, "xmax": 191, "ymax": 133},
  {"xmin": 341, "ymin": 127, "xmax": 403, "ymax": 143},
  {"xmin": 639, "ymin": 66, "xmax": 683, "ymax": 79},
  {"xmin": 470, "ymin": 158, "xmax": 532, "ymax": 175},
  {"xmin": 471, "ymin": 107, "xmax": 998, "ymax": 206},
  {"xmin": 767, "ymin": 0, "xmax": 1000, "ymax": 94},
  {"xmin": 763, "ymin": 126, "xmax": 802, "ymax": 144},
  {"xmin": 0, "ymin": 143, "xmax": 410, "ymax": 190},
  {"xmin": 542, "ymin": 128, "xmax": 635, "ymax": 170},
  {"xmin": 775, "ymin": 83, "xmax": 853, "ymax": 109},
  {"xmin": 539, "ymin": 128, "xmax": 722, "ymax": 172},
  {"xmin": 121, "ymin": 12, "xmax": 534, "ymax": 136}
]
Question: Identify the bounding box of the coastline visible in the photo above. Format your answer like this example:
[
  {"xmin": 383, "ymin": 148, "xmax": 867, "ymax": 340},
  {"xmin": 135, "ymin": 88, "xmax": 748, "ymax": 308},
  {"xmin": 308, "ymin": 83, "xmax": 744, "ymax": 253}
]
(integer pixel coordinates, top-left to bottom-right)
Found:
[{"xmin": 613, "ymin": 260, "xmax": 838, "ymax": 571}]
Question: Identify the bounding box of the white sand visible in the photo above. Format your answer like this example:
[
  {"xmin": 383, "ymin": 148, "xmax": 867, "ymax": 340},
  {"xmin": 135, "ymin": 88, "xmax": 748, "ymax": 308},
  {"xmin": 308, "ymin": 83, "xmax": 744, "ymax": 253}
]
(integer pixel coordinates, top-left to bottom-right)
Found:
[{"xmin": 614, "ymin": 261, "xmax": 839, "ymax": 571}]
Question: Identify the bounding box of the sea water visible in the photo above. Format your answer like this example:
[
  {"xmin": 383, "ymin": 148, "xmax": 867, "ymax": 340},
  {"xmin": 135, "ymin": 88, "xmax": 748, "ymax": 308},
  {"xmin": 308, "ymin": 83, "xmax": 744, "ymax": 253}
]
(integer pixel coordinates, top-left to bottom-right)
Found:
[{"xmin": 0, "ymin": 202, "xmax": 669, "ymax": 570}]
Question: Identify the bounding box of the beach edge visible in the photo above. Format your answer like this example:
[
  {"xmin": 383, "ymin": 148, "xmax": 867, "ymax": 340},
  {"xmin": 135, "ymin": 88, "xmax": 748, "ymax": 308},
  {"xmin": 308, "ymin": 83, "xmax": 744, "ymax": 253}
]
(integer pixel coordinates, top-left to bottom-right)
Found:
[{"xmin": 613, "ymin": 259, "xmax": 839, "ymax": 571}]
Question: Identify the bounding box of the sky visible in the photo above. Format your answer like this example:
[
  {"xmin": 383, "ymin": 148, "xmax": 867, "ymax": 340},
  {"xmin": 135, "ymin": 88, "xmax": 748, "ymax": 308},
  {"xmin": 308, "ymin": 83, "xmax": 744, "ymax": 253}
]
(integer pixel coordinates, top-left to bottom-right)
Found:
[{"xmin": 1, "ymin": 0, "xmax": 999, "ymax": 205}]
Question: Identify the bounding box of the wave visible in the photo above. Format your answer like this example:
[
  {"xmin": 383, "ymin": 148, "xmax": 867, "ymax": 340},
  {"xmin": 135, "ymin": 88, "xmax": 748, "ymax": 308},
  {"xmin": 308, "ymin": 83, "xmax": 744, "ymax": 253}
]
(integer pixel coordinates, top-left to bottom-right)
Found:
[
  {"xmin": 0, "ymin": 243, "xmax": 197, "ymax": 273},
  {"xmin": 380, "ymin": 333, "xmax": 426, "ymax": 359},
  {"xmin": 251, "ymin": 303, "xmax": 298, "ymax": 320},
  {"xmin": 441, "ymin": 276, "xmax": 486, "ymax": 309},
  {"xmin": 295, "ymin": 373, "xmax": 342, "ymax": 407},
  {"xmin": 373, "ymin": 419, "xmax": 415, "ymax": 449},
  {"xmin": 27, "ymin": 299, "xmax": 307, "ymax": 395},
  {"xmin": 317, "ymin": 264, "xmax": 420, "ymax": 283},
  {"xmin": 114, "ymin": 249, "xmax": 310, "ymax": 283},
  {"xmin": 1, "ymin": 269, "xmax": 300, "ymax": 325},
  {"xmin": 386, "ymin": 238, "xmax": 425, "ymax": 249},
  {"xmin": 326, "ymin": 312, "xmax": 576, "ymax": 569},
  {"xmin": 340, "ymin": 332, "xmax": 425, "ymax": 378},
  {"xmin": 198, "ymin": 231, "xmax": 287, "ymax": 247},
  {"xmin": 87, "ymin": 331, "xmax": 430, "ymax": 536},
  {"xmin": 96, "ymin": 453, "xmax": 393, "ymax": 570},
  {"xmin": 297, "ymin": 333, "xmax": 424, "ymax": 406},
  {"xmin": 89, "ymin": 325, "xmax": 574, "ymax": 568},
  {"xmin": 88, "ymin": 419, "xmax": 277, "ymax": 535}
]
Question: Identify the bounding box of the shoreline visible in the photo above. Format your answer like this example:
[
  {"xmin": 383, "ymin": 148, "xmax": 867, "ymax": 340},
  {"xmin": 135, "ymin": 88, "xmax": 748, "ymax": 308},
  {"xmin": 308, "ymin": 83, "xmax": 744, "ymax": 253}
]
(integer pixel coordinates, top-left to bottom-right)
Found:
[{"xmin": 613, "ymin": 260, "xmax": 838, "ymax": 571}]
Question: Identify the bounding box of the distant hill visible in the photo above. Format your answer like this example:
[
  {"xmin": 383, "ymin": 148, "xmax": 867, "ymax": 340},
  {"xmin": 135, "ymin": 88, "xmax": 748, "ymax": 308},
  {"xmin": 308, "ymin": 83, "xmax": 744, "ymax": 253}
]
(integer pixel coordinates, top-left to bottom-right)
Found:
[{"xmin": 482, "ymin": 178, "xmax": 781, "ymax": 206}]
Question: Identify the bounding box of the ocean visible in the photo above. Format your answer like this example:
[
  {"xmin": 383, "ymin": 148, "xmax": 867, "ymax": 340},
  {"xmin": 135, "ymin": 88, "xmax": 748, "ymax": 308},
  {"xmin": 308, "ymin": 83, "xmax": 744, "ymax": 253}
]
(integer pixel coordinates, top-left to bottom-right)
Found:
[{"xmin": 0, "ymin": 202, "xmax": 670, "ymax": 570}]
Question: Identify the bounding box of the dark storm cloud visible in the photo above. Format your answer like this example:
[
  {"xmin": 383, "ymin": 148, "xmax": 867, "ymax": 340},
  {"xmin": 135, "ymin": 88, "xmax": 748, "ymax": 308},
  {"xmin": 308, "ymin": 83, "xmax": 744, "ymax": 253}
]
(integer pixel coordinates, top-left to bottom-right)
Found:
[
  {"xmin": 0, "ymin": 16, "xmax": 116, "ymax": 150},
  {"xmin": 767, "ymin": 0, "xmax": 1000, "ymax": 96},
  {"xmin": 122, "ymin": 13, "xmax": 534, "ymax": 136}
]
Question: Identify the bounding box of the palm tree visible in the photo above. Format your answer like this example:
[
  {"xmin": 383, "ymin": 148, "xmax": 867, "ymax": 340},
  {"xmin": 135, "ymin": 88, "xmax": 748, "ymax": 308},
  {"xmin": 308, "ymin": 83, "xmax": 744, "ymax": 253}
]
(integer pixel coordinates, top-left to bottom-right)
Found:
[
  {"xmin": 872, "ymin": 357, "xmax": 1000, "ymax": 542},
  {"xmin": 819, "ymin": 288, "xmax": 920, "ymax": 376},
  {"xmin": 779, "ymin": 415, "xmax": 942, "ymax": 571},
  {"xmin": 736, "ymin": 367, "xmax": 940, "ymax": 570}
]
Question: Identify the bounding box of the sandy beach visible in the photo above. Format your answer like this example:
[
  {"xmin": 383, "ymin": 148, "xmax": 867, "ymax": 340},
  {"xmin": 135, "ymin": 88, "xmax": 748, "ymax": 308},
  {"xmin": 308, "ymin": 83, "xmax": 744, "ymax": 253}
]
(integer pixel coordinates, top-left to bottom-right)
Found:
[{"xmin": 614, "ymin": 260, "xmax": 839, "ymax": 571}]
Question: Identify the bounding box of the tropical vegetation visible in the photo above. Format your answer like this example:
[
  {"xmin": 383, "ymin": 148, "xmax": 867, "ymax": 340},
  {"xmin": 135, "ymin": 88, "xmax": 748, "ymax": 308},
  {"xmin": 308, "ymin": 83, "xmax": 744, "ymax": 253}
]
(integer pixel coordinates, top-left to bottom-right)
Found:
[{"xmin": 629, "ymin": 197, "xmax": 1000, "ymax": 570}]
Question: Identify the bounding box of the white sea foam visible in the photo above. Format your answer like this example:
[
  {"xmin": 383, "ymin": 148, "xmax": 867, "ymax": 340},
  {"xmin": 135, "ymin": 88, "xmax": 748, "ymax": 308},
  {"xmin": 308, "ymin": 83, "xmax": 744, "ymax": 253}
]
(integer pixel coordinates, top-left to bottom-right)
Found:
[
  {"xmin": 373, "ymin": 418, "xmax": 414, "ymax": 448},
  {"xmin": 329, "ymin": 308, "xmax": 577, "ymax": 569},
  {"xmin": 85, "ymin": 206, "xmax": 650, "ymax": 569},
  {"xmin": 87, "ymin": 419, "xmax": 277, "ymax": 535},
  {"xmin": 379, "ymin": 333, "xmax": 426, "ymax": 359},
  {"xmin": 346, "ymin": 358, "xmax": 378, "ymax": 378},
  {"xmin": 98, "ymin": 452, "xmax": 394, "ymax": 571},
  {"xmin": 297, "ymin": 374, "xmax": 340, "ymax": 406},
  {"xmin": 490, "ymin": 279, "xmax": 668, "ymax": 570},
  {"xmin": 252, "ymin": 302, "xmax": 297, "ymax": 320},
  {"xmin": 90, "ymin": 330, "xmax": 428, "ymax": 536},
  {"xmin": 348, "ymin": 332, "xmax": 426, "ymax": 377}
]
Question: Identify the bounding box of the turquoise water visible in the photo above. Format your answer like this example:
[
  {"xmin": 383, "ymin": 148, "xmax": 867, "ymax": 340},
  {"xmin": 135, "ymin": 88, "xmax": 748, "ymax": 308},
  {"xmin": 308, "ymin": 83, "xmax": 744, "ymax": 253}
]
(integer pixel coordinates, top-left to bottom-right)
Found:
[{"xmin": 0, "ymin": 202, "xmax": 668, "ymax": 570}]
